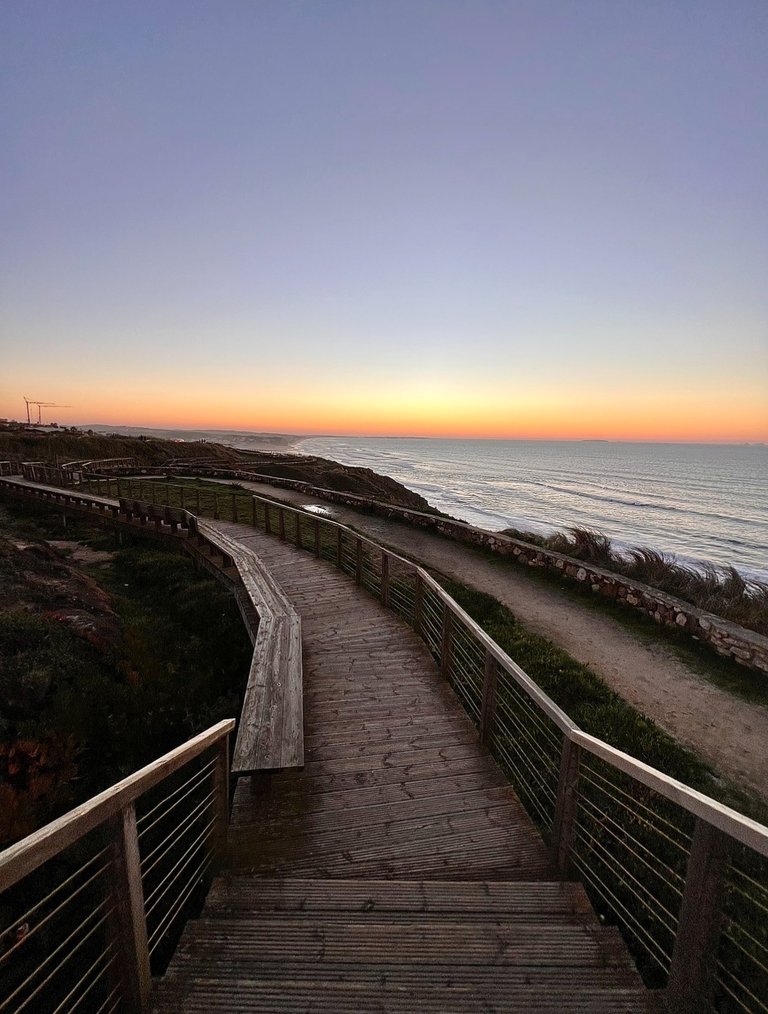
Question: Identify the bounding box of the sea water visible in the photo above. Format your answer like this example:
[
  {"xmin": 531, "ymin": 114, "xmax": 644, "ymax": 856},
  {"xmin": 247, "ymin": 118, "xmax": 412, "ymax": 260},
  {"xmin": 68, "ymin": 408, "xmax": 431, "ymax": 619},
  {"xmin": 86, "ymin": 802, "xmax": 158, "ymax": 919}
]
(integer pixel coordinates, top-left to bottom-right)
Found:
[{"xmin": 299, "ymin": 437, "xmax": 768, "ymax": 582}]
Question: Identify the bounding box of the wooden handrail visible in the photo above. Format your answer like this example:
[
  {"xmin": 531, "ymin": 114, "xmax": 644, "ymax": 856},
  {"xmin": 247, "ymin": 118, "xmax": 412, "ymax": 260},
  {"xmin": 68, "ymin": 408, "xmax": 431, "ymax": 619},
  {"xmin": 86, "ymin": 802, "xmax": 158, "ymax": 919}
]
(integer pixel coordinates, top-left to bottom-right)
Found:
[
  {"xmin": 0, "ymin": 720, "xmax": 235, "ymax": 893},
  {"xmin": 0, "ymin": 720, "xmax": 233, "ymax": 1012},
  {"xmin": 570, "ymin": 729, "xmax": 768, "ymax": 857}
]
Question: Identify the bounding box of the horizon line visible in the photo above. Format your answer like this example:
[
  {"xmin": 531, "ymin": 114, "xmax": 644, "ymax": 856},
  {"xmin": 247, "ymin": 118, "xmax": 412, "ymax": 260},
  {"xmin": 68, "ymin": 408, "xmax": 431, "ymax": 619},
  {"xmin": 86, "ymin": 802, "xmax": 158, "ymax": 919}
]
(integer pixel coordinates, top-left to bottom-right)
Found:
[{"xmin": 48, "ymin": 421, "xmax": 768, "ymax": 447}]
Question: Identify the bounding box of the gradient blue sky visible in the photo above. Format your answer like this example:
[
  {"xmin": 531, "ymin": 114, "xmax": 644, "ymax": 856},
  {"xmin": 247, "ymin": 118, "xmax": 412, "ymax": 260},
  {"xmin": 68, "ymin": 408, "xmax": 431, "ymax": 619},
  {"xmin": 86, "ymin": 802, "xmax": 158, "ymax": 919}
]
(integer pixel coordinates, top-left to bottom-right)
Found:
[{"xmin": 2, "ymin": 1, "xmax": 766, "ymax": 439}]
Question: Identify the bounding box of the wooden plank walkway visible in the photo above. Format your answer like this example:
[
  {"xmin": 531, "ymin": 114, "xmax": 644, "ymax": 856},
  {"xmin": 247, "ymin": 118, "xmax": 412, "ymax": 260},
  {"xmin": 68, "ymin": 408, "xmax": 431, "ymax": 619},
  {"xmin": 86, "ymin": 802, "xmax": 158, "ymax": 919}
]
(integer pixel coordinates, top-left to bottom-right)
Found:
[{"xmin": 151, "ymin": 521, "xmax": 650, "ymax": 1012}]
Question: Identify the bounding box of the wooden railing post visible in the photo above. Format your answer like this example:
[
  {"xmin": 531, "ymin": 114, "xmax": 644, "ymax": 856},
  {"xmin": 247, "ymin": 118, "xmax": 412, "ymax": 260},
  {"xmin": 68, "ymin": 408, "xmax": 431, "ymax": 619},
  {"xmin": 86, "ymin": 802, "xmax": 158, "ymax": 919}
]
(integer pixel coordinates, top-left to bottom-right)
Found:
[
  {"xmin": 296, "ymin": 514, "xmax": 303, "ymax": 549},
  {"xmin": 381, "ymin": 552, "xmax": 390, "ymax": 606},
  {"xmin": 314, "ymin": 518, "xmax": 320, "ymax": 557},
  {"xmin": 278, "ymin": 508, "xmax": 286, "ymax": 541},
  {"xmin": 336, "ymin": 527, "xmax": 343, "ymax": 567},
  {"xmin": 551, "ymin": 737, "xmax": 581, "ymax": 873},
  {"xmin": 264, "ymin": 504, "xmax": 272, "ymax": 535},
  {"xmin": 414, "ymin": 572, "xmax": 424, "ymax": 634},
  {"xmin": 355, "ymin": 538, "xmax": 363, "ymax": 585},
  {"xmin": 440, "ymin": 604, "xmax": 453, "ymax": 679},
  {"xmin": 212, "ymin": 737, "xmax": 230, "ymax": 870},
  {"xmin": 109, "ymin": 803, "xmax": 151, "ymax": 1011},
  {"xmin": 665, "ymin": 818, "xmax": 732, "ymax": 1014},
  {"xmin": 479, "ymin": 650, "xmax": 498, "ymax": 745}
]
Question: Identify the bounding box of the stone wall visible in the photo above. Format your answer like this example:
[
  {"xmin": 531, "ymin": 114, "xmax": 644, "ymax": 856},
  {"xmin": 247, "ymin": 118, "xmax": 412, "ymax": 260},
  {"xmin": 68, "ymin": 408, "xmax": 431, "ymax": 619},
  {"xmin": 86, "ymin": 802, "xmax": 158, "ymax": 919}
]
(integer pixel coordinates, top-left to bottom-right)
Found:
[{"xmin": 164, "ymin": 465, "xmax": 768, "ymax": 676}]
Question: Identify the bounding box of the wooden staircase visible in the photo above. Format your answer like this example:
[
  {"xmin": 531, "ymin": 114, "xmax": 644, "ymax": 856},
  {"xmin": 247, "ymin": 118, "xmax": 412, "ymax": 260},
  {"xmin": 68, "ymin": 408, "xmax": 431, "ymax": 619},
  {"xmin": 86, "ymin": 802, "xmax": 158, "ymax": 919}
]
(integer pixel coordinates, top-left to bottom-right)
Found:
[{"xmin": 152, "ymin": 877, "xmax": 649, "ymax": 1012}]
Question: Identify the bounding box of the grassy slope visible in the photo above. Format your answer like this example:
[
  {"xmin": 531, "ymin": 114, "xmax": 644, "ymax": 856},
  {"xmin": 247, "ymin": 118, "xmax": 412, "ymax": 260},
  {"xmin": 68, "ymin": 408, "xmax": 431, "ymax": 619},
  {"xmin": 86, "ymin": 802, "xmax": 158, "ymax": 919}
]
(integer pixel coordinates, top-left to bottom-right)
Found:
[{"xmin": 442, "ymin": 576, "xmax": 767, "ymax": 824}]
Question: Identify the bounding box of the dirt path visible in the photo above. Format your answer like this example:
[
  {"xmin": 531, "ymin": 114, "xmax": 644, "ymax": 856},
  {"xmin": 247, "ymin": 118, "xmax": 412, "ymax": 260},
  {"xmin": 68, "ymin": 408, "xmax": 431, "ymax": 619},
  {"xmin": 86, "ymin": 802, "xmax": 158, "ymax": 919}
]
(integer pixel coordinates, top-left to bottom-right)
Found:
[{"xmin": 213, "ymin": 479, "xmax": 768, "ymax": 799}]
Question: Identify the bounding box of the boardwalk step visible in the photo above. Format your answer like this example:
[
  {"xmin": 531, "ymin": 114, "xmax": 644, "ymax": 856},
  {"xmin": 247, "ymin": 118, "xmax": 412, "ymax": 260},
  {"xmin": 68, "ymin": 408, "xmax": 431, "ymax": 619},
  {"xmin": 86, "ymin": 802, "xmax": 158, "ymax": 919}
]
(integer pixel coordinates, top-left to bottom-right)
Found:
[
  {"xmin": 205, "ymin": 876, "xmax": 596, "ymax": 922},
  {"xmin": 152, "ymin": 979, "xmax": 651, "ymax": 1013},
  {"xmin": 153, "ymin": 890, "xmax": 648, "ymax": 1011},
  {"xmin": 163, "ymin": 917, "xmax": 634, "ymax": 968},
  {"xmin": 151, "ymin": 879, "xmax": 649, "ymax": 1012}
]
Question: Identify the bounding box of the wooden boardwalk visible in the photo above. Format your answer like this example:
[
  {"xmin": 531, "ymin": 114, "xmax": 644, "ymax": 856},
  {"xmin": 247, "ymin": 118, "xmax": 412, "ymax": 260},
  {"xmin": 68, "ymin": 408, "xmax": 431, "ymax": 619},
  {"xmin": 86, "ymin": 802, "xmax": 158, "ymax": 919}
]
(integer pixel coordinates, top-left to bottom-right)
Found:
[{"xmin": 149, "ymin": 522, "xmax": 649, "ymax": 1011}]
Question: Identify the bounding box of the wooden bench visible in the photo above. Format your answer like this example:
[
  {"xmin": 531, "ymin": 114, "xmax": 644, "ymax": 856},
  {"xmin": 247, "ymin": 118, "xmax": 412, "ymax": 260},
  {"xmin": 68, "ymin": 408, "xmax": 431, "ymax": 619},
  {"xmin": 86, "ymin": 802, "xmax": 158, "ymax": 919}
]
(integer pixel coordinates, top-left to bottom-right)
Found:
[{"xmin": 198, "ymin": 522, "xmax": 303, "ymax": 774}]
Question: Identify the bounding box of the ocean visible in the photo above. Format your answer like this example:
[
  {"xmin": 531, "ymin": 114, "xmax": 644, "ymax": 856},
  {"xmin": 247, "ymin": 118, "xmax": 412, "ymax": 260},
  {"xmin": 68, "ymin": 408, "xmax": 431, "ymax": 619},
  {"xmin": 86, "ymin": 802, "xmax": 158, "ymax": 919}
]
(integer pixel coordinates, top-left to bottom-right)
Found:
[{"xmin": 298, "ymin": 437, "xmax": 768, "ymax": 582}]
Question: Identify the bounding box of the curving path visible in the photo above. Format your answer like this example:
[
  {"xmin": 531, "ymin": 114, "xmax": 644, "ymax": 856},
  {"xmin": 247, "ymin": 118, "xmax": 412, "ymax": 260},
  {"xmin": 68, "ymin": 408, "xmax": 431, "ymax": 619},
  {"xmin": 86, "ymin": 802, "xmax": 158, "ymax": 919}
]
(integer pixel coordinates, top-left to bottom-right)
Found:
[
  {"xmin": 153, "ymin": 521, "xmax": 649, "ymax": 1012},
  {"xmin": 210, "ymin": 478, "xmax": 768, "ymax": 800}
]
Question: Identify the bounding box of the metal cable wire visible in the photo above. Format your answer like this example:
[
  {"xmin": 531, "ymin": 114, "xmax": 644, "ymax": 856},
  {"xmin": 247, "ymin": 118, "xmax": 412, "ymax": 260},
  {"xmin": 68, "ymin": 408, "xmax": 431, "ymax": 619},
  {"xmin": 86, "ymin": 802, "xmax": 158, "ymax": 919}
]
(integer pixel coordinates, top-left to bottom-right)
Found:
[
  {"xmin": 492, "ymin": 734, "xmax": 558, "ymax": 804},
  {"xmin": 729, "ymin": 881, "xmax": 768, "ymax": 920},
  {"xmin": 137, "ymin": 759, "xmax": 215, "ymax": 835},
  {"xmin": 569, "ymin": 846, "xmax": 672, "ymax": 974},
  {"xmin": 731, "ymin": 864, "xmax": 768, "ymax": 903},
  {"xmin": 573, "ymin": 807, "xmax": 682, "ymax": 933},
  {"xmin": 576, "ymin": 789, "xmax": 686, "ymax": 894},
  {"xmin": 581, "ymin": 760, "xmax": 693, "ymax": 850},
  {"xmin": 496, "ymin": 677, "xmax": 563, "ymax": 750},
  {"xmin": 147, "ymin": 854, "xmax": 212, "ymax": 954},
  {"xmin": 573, "ymin": 826, "xmax": 679, "ymax": 955},
  {"xmin": 3, "ymin": 900, "xmax": 115, "ymax": 1014},
  {"xmin": 722, "ymin": 925, "xmax": 768, "ymax": 975},
  {"xmin": 52, "ymin": 943, "xmax": 117, "ymax": 1013},
  {"xmin": 92, "ymin": 983, "xmax": 122, "ymax": 1014},
  {"xmin": 0, "ymin": 845, "xmax": 111, "ymax": 946},
  {"xmin": 140, "ymin": 789, "xmax": 215, "ymax": 875},
  {"xmin": 717, "ymin": 962, "xmax": 767, "ymax": 1013},
  {"xmin": 493, "ymin": 710, "xmax": 560, "ymax": 779},
  {"xmin": 144, "ymin": 821, "xmax": 215, "ymax": 917},
  {"xmin": 0, "ymin": 860, "xmax": 112, "ymax": 969}
]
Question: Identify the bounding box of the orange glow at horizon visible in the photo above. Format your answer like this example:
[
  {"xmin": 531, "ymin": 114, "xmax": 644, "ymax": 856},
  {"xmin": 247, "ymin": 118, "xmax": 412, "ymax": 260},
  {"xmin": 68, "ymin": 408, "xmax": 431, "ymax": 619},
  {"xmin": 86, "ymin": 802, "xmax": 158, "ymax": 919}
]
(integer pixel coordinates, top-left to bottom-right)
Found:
[{"xmin": 2, "ymin": 378, "xmax": 765, "ymax": 444}]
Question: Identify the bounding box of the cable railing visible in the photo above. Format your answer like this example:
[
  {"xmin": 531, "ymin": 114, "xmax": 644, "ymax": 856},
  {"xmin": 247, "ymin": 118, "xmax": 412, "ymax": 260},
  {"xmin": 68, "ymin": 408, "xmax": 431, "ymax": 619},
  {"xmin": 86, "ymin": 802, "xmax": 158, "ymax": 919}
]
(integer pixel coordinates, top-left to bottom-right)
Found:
[
  {"xmin": 0, "ymin": 722, "xmax": 233, "ymax": 1014},
  {"xmin": 3, "ymin": 471, "xmax": 768, "ymax": 1011},
  {"xmin": 69, "ymin": 473, "xmax": 768, "ymax": 1014}
]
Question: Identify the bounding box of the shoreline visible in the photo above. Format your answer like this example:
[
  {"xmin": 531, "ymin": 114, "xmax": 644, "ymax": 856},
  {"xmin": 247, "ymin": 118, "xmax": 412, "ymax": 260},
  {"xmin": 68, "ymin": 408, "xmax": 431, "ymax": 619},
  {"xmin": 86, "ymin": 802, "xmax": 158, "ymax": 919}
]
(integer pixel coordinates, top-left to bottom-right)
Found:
[{"xmin": 297, "ymin": 434, "xmax": 768, "ymax": 584}]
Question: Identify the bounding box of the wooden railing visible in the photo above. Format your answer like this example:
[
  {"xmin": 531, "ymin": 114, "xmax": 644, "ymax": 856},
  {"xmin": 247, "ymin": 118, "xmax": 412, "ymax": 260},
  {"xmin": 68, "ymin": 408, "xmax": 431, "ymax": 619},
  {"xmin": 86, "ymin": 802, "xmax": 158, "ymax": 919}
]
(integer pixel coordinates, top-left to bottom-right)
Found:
[
  {"xmin": 0, "ymin": 721, "xmax": 233, "ymax": 1013},
  {"xmin": 77, "ymin": 475, "xmax": 768, "ymax": 1014}
]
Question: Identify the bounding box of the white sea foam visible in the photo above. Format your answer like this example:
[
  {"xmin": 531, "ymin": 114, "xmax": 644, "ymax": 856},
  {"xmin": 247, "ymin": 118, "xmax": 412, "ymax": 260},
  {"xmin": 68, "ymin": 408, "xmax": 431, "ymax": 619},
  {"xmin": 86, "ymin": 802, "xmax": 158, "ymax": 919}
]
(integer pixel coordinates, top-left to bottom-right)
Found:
[{"xmin": 299, "ymin": 436, "xmax": 768, "ymax": 583}]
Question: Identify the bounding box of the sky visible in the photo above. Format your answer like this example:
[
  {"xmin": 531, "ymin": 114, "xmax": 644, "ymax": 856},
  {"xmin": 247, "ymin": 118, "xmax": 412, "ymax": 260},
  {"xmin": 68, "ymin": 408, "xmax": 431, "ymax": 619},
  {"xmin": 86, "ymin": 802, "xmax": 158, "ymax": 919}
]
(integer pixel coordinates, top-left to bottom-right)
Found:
[{"xmin": 1, "ymin": 0, "xmax": 767, "ymax": 441}]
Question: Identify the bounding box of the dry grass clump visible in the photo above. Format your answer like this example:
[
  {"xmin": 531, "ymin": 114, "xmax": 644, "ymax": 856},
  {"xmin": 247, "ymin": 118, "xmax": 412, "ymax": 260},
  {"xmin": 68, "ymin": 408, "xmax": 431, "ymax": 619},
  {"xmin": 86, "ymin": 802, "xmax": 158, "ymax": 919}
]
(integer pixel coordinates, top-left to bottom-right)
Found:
[{"xmin": 502, "ymin": 526, "xmax": 768, "ymax": 635}]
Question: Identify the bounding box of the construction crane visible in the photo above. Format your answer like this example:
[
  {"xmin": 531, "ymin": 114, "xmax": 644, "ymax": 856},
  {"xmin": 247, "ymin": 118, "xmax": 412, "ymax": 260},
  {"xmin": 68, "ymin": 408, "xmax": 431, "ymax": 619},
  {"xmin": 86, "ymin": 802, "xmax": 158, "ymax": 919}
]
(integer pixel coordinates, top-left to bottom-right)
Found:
[{"xmin": 23, "ymin": 397, "xmax": 72, "ymax": 424}]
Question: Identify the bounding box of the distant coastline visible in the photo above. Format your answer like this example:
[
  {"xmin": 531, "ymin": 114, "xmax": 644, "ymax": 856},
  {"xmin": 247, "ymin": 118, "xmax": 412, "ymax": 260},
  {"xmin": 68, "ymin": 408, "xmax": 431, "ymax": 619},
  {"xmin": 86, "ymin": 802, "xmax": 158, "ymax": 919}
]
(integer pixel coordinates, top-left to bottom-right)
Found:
[{"xmin": 72, "ymin": 424, "xmax": 768, "ymax": 581}]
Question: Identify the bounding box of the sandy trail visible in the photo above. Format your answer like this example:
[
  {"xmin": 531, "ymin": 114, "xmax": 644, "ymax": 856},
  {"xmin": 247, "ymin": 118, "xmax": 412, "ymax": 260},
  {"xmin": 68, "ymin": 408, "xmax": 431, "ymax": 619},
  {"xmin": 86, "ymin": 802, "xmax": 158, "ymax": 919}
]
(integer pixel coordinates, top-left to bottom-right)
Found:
[{"xmin": 216, "ymin": 479, "xmax": 768, "ymax": 799}]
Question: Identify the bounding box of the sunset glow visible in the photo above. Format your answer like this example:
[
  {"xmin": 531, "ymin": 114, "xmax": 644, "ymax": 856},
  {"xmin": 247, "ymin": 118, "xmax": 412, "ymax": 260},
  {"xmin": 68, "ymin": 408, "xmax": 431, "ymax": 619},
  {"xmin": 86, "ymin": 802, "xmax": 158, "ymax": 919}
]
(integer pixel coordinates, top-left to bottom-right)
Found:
[{"xmin": 2, "ymin": 2, "xmax": 766, "ymax": 444}]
